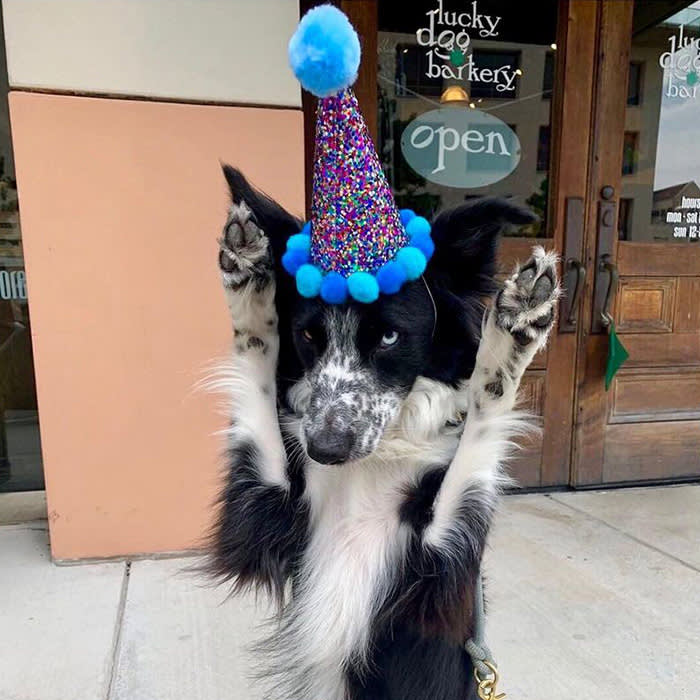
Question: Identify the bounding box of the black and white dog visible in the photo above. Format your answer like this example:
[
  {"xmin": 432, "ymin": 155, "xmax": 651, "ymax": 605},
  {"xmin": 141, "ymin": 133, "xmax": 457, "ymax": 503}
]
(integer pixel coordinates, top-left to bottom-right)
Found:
[{"xmin": 208, "ymin": 165, "xmax": 559, "ymax": 700}]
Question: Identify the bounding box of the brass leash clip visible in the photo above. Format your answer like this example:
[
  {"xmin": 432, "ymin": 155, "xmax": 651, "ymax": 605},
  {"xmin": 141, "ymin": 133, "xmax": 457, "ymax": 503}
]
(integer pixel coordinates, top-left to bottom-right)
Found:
[{"xmin": 474, "ymin": 660, "xmax": 506, "ymax": 700}]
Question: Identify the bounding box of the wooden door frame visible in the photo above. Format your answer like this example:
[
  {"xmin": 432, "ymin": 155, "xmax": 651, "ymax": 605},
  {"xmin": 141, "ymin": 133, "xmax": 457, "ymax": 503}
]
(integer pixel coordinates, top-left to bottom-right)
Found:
[
  {"xmin": 571, "ymin": 0, "xmax": 635, "ymax": 486},
  {"xmin": 538, "ymin": 0, "xmax": 600, "ymax": 485}
]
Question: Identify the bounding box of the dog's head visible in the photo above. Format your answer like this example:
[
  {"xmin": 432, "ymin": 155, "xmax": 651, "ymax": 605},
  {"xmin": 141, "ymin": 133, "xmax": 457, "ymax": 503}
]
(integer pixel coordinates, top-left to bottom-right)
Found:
[{"xmin": 222, "ymin": 166, "xmax": 535, "ymax": 465}]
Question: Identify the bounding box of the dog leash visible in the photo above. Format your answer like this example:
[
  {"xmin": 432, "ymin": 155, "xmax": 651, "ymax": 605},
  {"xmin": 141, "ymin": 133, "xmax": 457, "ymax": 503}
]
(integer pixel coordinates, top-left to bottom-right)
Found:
[{"xmin": 465, "ymin": 574, "xmax": 506, "ymax": 700}]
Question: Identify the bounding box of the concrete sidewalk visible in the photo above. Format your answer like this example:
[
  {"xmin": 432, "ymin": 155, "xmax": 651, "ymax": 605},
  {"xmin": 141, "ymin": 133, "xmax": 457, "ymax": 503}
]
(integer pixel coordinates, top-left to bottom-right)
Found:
[{"xmin": 1, "ymin": 485, "xmax": 698, "ymax": 700}]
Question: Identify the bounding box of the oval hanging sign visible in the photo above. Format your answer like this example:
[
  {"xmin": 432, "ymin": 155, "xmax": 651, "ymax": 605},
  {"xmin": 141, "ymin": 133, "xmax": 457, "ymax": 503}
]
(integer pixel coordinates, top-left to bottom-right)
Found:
[{"xmin": 400, "ymin": 108, "xmax": 521, "ymax": 189}]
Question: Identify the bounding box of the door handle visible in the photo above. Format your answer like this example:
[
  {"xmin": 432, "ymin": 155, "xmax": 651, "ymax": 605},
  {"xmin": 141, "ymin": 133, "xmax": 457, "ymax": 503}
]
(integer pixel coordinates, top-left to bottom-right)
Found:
[
  {"xmin": 599, "ymin": 254, "xmax": 619, "ymax": 327},
  {"xmin": 565, "ymin": 258, "xmax": 586, "ymax": 325},
  {"xmin": 592, "ymin": 186, "xmax": 617, "ymax": 333},
  {"xmin": 560, "ymin": 197, "xmax": 585, "ymax": 334}
]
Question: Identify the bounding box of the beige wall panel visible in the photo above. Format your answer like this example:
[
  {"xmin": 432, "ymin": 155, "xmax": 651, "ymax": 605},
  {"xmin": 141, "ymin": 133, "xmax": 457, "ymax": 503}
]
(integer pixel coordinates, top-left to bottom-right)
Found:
[
  {"xmin": 9, "ymin": 91, "xmax": 304, "ymax": 559},
  {"xmin": 2, "ymin": 0, "xmax": 301, "ymax": 107}
]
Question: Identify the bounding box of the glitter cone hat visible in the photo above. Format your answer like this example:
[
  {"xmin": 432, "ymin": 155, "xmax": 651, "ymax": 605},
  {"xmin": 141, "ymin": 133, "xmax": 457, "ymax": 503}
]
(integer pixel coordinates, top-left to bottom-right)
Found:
[{"xmin": 283, "ymin": 5, "xmax": 434, "ymax": 304}]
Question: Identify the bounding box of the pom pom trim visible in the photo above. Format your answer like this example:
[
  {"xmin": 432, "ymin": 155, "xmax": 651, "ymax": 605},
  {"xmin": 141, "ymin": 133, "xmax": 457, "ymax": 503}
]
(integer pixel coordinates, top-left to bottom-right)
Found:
[
  {"xmin": 283, "ymin": 211, "xmax": 432, "ymax": 303},
  {"xmin": 347, "ymin": 271, "xmax": 379, "ymax": 304},
  {"xmin": 296, "ymin": 263, "xmax": 323, "ymax": 298},
  {"xmin": 320, "ymin": 271, "xmax": 349, "ymax": 304}
]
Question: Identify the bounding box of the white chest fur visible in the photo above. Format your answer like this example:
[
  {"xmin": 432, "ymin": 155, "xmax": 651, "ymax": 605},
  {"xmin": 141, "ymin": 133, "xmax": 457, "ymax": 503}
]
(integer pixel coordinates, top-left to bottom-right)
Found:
[{"xmin": 276, "ymin": 459, "xmax": 418, "ymax": 700}]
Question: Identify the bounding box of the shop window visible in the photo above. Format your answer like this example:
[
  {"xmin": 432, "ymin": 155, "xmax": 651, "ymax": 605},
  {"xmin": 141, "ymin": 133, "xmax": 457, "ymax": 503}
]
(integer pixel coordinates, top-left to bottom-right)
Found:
[
  {"xmin": 470, "ymin": 50, "xmax": 520, "ymax": 99},
  {"xmin": 0, "ymin": 33, "xmax": 43, "ymax": 491},
  {"xmin": 377, "ymin": 0, "xmax": 559, "ymax": 235},
  {"xmin": 618, "ymin": 198, "xmax": 634, "ymax": 240},
  {"xmin": 394, "ymin": 44, "xmax": 442, "ymax": 97},
  {"xmin": 619, "ymin": 1, "xmax": 700, "ymax": 241},
  {"xmin": 537, "ymin": 126, "xmax": 551, "ymax": 172},
  {"xmin": 627, "ymin": 61, "xmax": 643, "ymax": 106},
  {"xmin": 622, "ymin": 131, "xmax": 639, "ymax": 175},
  {"xmin": 542, "ymin": 51, "xmax": 555, "ymax": 99}
]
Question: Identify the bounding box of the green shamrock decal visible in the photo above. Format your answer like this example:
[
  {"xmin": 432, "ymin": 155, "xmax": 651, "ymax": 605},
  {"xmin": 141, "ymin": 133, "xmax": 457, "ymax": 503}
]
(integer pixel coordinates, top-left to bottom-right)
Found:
[{"xmin": 450, "ymin": 49, "xmax": 465, "ymax": 67}]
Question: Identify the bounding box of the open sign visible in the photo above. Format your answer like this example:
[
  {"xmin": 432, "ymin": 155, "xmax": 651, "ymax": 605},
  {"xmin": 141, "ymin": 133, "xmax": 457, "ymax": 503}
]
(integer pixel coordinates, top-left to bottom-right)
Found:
[{"xmin": 400, "ymin": 108, "xmax": 521, "ymax": 189}]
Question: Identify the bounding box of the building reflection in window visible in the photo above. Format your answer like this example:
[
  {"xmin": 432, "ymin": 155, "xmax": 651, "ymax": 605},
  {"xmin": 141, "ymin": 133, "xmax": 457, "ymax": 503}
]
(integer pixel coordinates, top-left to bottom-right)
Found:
[{"xmin": 624, "ymin": 0, "xmax": 700, "ymax": 242}]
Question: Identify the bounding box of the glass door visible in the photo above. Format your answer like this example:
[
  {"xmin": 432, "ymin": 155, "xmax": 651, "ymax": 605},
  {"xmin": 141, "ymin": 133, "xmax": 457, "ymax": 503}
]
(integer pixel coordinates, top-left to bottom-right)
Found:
[
  {"xmin": 573, "ymin": 0, "xmax": 700, "ymax": 486},
  {"xmin": 0, "ymin": 9, "xmax": 44, "ymax": 493}
]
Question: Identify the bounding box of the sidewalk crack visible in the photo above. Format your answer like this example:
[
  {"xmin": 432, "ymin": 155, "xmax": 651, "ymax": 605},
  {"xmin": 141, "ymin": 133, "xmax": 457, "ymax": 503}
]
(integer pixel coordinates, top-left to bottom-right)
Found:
[{"xmin": 105, "ymin": 561, "xmax": 132, "ymax": 700}]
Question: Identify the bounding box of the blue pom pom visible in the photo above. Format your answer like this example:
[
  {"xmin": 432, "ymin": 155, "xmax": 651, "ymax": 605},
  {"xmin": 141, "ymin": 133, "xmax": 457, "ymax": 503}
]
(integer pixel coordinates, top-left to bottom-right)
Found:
[
  {"xmin": 347, "ymin": 271, "xmax": 379, "ymax": 304},
  {"xmin": 286, "ymin": 233, "xmax": 312, "ymax": 253},
  {"xmin": 288, "ymin": 6, "xmax": 361, "ymax": 97},
  {"xmin": 376, "ymin": 261, "xmax": 407, "ymax": 295},
  {"xmin": 320, "ymin": 272, "xmax": 348, "ymax": 304},
  {"xmin": 399, "ymin": 209, "xmax": 416, "ymax": 226},
  {"xmin": 396, "ymin": 247, "xmax": 427, "ymax": 281},
  {"xmin": 282, "ymin": 248, "xmax": 310, "ymax": 275},
  {"xmin": 296, "ymin": 264, "xmax": 323, "ymax": 298},
  {"xmin": 406, "ymin": 216, "xmax": 431, "ymax": 238},
  {"xmin": 410, "ymin": 231, "xmax": 435, "ymax": 260},
  {"xmin": 300, "ymin": 221, "xmax": 311, "ymax": 236}
]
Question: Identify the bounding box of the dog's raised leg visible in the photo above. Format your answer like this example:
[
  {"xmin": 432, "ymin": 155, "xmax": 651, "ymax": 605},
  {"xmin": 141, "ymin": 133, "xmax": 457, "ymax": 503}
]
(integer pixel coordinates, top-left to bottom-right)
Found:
[
  {"xmin": 420, "ymin": 247, "xmax": 559, "ymax": 617},
  {"xmin": 218, "ymin": 200, "xmax": 287, "ymax": 486},
  {"xmin": 210, "ymin": 201, "xmax": 305, "ymax": 601}
]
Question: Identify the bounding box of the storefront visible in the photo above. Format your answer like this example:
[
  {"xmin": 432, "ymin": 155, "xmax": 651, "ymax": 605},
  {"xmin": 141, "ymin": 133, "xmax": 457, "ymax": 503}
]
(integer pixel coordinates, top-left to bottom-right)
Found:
[
  {"xmin": 1, "ymin": 0, "xmax": 699, "ymax": 559},
  {"xmin": 330, "ymin": 0, "xmax": 700, "ymax": 489}
]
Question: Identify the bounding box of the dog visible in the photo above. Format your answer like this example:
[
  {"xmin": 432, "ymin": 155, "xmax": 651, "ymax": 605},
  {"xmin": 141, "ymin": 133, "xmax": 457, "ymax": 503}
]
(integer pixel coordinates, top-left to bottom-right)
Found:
[{"xmin": 207, "ymin": 165, "xmax": 559, "ymax": 700}]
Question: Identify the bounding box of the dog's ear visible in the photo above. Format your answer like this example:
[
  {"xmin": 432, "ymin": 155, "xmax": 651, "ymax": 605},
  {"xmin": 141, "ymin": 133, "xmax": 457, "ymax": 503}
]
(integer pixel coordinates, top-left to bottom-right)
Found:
[
  {"xmin": 427, "ymin": 198, "xmax": 537, "ymax": 298},
  {"xmin": 421, "ymin": 198, "xmax": 536, "ymax": 384},
  {"xmin": 222, "ymin": 164, "xmax": 302, "ymax": 262}
]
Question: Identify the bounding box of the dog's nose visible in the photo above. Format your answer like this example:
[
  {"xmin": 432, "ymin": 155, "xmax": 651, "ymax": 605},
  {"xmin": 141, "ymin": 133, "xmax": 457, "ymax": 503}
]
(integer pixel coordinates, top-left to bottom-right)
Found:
[{"xmin": 306, "ymin": 428, "xmax": 355, "ymax": 465}]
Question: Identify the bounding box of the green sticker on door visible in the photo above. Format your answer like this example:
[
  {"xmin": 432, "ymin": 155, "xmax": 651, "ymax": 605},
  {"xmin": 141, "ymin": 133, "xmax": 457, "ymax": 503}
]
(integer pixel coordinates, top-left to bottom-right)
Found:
[
  {"xmin": 605, "ymin": 321, "xmax": 630, "ymax": 392},
  {"xmin": 400, "ymin": 108, "xmax": 521, "ymax": 189}
]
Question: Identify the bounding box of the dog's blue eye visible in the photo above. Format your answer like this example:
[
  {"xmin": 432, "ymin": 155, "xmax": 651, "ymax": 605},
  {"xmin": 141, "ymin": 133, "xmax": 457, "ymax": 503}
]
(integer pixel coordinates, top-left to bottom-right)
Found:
[{"xmin": 380, "ymin": 330, "xmax": 399, "ymax": 348}]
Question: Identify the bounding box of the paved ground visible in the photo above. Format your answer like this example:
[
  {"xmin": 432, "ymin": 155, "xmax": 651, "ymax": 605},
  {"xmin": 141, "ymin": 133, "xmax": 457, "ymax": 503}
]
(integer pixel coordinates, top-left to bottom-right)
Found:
[{"xmin": 1, "ymin": 485, "xmax": 698, "ymax": 700}]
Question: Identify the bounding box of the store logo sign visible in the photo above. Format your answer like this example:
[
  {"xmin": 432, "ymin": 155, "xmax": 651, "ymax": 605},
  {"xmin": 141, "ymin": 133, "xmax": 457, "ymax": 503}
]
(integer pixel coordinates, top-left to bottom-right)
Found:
[
  {"xmin": 401, "ymin": 108, "xmax": 521, "ymax": 188},
  {"xmin": 415, "ymin": 0, "xmax": 517, "ymax": 92},
  {"xmin": 659, "ymin": 24, "xmax": 700, "ymax": 99},
  {"xmin": 0, "ymin": 269, "xmax": 27, "ymax": 300}
]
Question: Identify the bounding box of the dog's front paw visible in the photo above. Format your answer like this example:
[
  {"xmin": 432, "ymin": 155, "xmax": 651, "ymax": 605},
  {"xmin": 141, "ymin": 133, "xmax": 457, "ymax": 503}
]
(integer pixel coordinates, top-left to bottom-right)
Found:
[
  {"xmin": 218, "ymin": 202, "xmax": 273, "ymax": 289},
  {"xmin": 495, "ymin": 246, "xmax": 560, "ymax": 347}
]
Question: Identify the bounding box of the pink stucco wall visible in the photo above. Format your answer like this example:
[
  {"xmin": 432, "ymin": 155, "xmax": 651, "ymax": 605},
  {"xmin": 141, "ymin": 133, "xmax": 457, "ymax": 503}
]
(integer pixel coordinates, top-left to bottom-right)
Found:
[{"xmin": 9, "ymin": 92, "xmax": 304, "ymax": 560}]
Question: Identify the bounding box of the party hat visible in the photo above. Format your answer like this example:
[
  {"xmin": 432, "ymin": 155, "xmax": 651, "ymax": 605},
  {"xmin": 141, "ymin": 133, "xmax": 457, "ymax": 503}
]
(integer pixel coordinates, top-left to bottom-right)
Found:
[{"xmin": 282, "ymin": 5, "xmax": 434, "ymax": 304}]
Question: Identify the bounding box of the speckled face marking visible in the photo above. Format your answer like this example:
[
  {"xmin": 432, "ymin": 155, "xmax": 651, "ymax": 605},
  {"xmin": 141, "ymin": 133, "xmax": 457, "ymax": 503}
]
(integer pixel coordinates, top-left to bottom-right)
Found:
[{"xmin": 291, "ymin": 307, "xmax": 407, "ymax": 465}]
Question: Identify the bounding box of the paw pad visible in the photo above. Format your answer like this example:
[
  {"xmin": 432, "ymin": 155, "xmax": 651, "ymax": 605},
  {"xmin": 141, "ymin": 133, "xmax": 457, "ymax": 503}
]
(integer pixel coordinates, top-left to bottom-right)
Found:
[
  {"xmin": 495, "ymin": 246, "xmax": 560, "ymax": 342},
  {"xmin": 218, "ymin": 202, "xmax": 273, "ymax": 287}
]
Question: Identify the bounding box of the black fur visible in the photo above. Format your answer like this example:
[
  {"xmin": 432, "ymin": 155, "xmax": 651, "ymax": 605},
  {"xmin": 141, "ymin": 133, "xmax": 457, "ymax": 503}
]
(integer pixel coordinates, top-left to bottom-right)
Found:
[
  {"xmin": 208, "ymin": 440, "xmax": 308, "ymax": 605},
  {"xmin": 399, "ymin": 467, "xmax": 446, "ymax": 534},
  {"xmin": 422, "ymin": 200, "xmax": 537, "ymax": 386},
  {"xmin": 382, "ymin": 482, "xmax": 495, "ymax": 642},
  {"xmin": 348, "ymin": 634, "xmax": 477, "ymax": 700}
]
